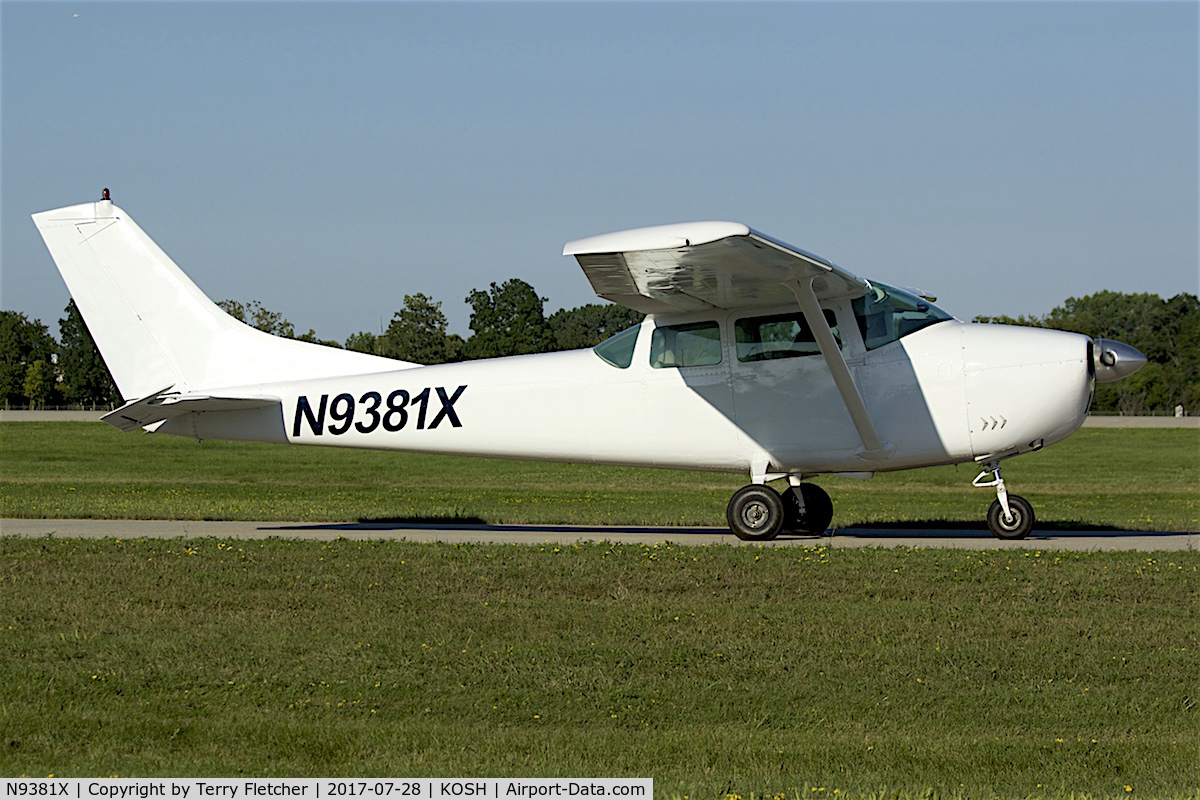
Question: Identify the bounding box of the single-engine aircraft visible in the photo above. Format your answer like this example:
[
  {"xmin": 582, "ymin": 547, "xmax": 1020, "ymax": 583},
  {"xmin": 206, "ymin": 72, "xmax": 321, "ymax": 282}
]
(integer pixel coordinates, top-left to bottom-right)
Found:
[{"xmin": 33, "ymin": 192, "xmax": 1147, "ymax": 540}]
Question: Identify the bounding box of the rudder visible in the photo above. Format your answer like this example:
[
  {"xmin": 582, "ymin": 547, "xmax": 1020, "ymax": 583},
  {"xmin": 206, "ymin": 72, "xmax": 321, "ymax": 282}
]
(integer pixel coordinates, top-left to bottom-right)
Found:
[{"xmin": 32, "ymin": 195, "xmax": 411, "ymax": 401}]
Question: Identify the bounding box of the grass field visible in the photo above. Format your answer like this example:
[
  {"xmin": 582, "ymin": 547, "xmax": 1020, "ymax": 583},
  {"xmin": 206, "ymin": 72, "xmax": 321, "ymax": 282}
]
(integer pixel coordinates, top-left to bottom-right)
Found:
[
  {"xmin": 1, "ymin": 423, "xmax": 1197, "ymax": 530},
  {"xmin": 1, "ymin": 424, "xmax": 1198, "ymax": 797},
  {"xmin": 0, "ymin": 538, "xmax": 1197, "ymax": 798}
]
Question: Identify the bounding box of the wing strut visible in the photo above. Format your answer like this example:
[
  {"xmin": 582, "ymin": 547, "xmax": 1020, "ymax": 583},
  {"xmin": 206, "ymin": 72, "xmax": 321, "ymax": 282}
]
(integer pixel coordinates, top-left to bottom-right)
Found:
[{"xmin": 787, "ymin": 277, "xmax": 894, "ymax": 462}]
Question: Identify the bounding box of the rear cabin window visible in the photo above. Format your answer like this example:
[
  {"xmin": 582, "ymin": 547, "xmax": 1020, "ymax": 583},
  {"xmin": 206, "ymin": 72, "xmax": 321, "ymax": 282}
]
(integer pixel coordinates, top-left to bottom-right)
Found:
[
  {"xmin": 592, "ymin": 324, "xmax": 640, "ymax": 369},
  {"xmin": 735, "ymin": 310, "xmax": 840, "ymax": 362},
  {"xmin": 852, "ymin": 283, "xmax": 954, "ymax": 350},
  {"xmin": 650, "ymin": 321, "xmax": 722, "ymax": 368}
]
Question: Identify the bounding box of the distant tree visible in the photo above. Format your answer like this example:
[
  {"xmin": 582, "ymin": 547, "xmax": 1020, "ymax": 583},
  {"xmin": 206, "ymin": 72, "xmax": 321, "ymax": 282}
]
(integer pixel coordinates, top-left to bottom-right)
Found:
[
  {"xmin": 344, "ymin": 331, "xmax": 379, "ymax": 355},
  {"xmin": 549, "ymin": 303, "xmax": 645, "ymax": 350},
  {"xmin": 0, "ymin": 311, "xmax": 58, "ymax": 407},
  {"xmin": 972, "ymin": 313, "xmax": 1040, "ymax": 327},
  {"xmin": 975, "ymin": 291, "xmax": 1200, "ymax": 415},
  {"xmin": 217, "ymin": 299, "xmax": 296, "ymax": 338},
  {"xmin": 216, "ymin": 299, "xmax": 341, "ymax": 347},
  {"xmin": 58, "ymin": 299, "xmax": 120, "ymax": 407},
  {"xmin": 1044, "ymin": 292, "xmax": 1198, "ymax": 367},
  {"xmin": 22, "ymin": 359, "xmax": 52, "ymax": 409},
  {"xmin": 216, "ymin": 299, "xmax": 245, "ymax": 323},
  {"xmin": 380, "ymin": 293, "xmax": 464, "ymax": 364},
  {"xmin": 463, "ymin": 279, "xmax": 554, "ymax": 360},
  {"xmin": 293, "ymin": 329, "xmax": 343, "ymax": 348}
]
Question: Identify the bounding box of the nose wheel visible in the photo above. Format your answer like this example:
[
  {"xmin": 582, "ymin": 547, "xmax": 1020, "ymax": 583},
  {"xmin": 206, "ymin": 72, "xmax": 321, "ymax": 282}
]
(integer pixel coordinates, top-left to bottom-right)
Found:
[
  {"xmin": 974, "ymin": 462, "xmax": 1035, "ymax": 539},
  {"xmin": 987, "ymin": 495, "xmax": 1034, "ymax": 539}
]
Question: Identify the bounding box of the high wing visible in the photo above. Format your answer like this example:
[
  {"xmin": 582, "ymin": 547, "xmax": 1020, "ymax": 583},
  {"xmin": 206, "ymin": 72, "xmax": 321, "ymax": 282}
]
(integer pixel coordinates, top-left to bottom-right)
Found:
[
  {"xmin": 566, "ymin": 221, "xmax": 891, "ymax": 463},
  {"xmin": 563, "ymin": 221, "xmax": 868, "ymax": 314}
]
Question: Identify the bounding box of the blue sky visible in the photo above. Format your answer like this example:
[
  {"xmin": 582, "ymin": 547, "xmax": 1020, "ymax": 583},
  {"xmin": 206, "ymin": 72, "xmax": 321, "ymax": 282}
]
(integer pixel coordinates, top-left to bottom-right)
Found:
[{"xmin": 3, "ymin": 1, "xmax": 1197, "ymax": 341}]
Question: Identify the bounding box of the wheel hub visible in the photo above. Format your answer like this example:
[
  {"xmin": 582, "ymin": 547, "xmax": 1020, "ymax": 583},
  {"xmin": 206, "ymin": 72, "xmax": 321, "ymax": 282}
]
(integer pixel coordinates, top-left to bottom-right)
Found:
[{"xmin": 742, "ymin": 502, "xmax": 769, "ymax": 528}]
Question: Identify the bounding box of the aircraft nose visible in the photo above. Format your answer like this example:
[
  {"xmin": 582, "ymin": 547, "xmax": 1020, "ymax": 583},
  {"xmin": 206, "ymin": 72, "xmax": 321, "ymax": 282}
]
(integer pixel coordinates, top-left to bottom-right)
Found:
[{"xmin": 1093, "ymin": 339, "xmax": 1147, "ymax": 383}]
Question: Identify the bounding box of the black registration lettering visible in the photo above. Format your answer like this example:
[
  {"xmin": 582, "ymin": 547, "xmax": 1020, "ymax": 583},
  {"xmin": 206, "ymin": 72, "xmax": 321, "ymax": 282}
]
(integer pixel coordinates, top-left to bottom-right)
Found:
[
  {"xmin": 355, "ymin": 391, "xmax": 382, "ymax": 433},
  {"xmin": 413, "ymin": 387, "xmax": 431, "ymax": 429},
  {"xmin": 327, "ymin": 392, "xmax": 355, "ymax": 435},
  {"xmin": 293, "ymin": 386, "xmax": 465, "ymax": 436},
  {"xmin": 293, "ymin": 394, "xmax": 328, "ymax": 437},
  {"xmin": 429, "ymin": 385, "xmax": 466, "ymax": 428},
  {"xmin": 383, "ymin": 389, "xmax": 410, "ymax": 432}
]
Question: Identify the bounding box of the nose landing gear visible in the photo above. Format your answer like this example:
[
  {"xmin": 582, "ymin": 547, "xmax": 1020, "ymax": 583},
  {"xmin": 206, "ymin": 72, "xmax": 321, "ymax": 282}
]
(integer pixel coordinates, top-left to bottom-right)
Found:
[{"xmin": 973, "ymin": 462, "xmax": 1035, "ymax": 539}]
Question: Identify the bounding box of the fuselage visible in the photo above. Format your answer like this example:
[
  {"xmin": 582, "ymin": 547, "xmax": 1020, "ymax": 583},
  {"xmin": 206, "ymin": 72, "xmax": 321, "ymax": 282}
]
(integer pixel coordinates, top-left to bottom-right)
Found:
[{"xmin": 160, "ymin": 297, "xmax": 1095, "ymax": 479}]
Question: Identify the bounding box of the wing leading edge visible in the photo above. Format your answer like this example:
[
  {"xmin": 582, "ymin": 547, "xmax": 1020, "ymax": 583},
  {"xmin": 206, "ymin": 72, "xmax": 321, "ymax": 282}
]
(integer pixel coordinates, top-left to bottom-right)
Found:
[{"xmin": 564, "ymin": 222, "xmax": 868, "ymax": 314}]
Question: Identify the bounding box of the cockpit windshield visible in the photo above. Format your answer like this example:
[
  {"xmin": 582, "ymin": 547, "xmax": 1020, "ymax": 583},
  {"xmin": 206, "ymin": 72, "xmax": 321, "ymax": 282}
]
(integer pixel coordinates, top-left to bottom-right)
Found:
[{"xmin": 852, "ymin": 283, "xmax": 954, "ymax": 350}]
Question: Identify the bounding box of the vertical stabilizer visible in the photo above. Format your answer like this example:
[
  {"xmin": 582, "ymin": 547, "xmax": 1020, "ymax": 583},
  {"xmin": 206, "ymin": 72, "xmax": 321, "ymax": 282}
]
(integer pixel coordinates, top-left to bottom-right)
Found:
[{"xmin": 32, "ymin": 197, "xmax": 412, "ymax": 400}]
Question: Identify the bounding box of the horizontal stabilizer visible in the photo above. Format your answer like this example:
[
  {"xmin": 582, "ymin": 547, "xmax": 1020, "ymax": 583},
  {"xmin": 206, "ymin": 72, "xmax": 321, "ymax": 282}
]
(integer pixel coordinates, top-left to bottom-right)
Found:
[{"xmin": 102, "ymin": 387, "xmax": 281, "ymax": 432}]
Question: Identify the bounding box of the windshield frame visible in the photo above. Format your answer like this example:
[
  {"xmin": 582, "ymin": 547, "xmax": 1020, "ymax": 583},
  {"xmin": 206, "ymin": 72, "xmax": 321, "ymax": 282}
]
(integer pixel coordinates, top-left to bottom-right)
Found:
[{"xmin": 852, "ymin": 283, "xmax": 954, "ymax": 350}]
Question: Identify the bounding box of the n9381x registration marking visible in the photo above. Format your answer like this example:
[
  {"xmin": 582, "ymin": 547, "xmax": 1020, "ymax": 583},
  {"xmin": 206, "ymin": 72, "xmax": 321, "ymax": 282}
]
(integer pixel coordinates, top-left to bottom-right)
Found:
[{"xmin": 293, "ymin": 386, "xmax": 466, "ymax": 437}]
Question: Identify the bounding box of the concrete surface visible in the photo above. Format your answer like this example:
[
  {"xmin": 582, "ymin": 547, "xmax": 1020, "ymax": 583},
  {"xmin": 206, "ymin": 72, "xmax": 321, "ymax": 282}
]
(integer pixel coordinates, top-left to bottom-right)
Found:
[{"xmin": 3, "ymin": 518, "xmax": 1195, "ymax": 551}]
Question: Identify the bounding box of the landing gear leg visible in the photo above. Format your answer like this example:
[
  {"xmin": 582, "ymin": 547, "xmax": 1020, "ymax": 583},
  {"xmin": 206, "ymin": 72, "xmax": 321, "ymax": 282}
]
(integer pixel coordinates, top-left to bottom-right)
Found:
[{"xmin": 973, "ymin": 462, "xmax": 1035, "ymax": 540}]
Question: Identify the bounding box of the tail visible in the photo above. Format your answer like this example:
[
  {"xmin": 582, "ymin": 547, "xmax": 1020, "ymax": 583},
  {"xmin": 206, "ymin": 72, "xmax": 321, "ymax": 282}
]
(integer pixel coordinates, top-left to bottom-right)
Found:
[{"xmin": 32, "ymin": 195, "xmax": 413, "ymax": 402}]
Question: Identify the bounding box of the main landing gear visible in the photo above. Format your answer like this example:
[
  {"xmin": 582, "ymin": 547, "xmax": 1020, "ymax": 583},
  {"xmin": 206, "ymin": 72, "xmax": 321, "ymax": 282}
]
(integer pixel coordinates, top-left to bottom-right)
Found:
[
  {"xmin": 726, "ymin": 482, "xmax": 833, "ymax": 541},
  {"xmin": 726, "ymin": 464, "xmax": 1035, "ymax": 541},
  {"xmin": 974, "ymin": 462, "xmax": 1035, "ymax": 540}
]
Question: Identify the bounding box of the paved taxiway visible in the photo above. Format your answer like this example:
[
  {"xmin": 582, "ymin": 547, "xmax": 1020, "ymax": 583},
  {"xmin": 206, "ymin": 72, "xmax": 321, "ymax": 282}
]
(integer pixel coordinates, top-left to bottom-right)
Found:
[{"xmin": 2, "ymin": 518, "xmax": 1195, "ymax": 551}]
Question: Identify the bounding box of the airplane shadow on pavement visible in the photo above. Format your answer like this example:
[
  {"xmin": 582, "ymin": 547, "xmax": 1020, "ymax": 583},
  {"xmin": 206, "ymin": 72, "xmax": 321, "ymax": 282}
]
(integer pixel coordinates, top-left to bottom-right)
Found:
[{"xmin": 261, "ymin": 518, "xmax": 1184, "ymax": 541}]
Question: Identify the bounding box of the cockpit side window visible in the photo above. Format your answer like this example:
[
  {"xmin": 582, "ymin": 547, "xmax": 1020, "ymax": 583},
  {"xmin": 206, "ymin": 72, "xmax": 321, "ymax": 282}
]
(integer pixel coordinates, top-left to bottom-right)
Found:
[
  {"xmin": 852, "ymin": 284, "xmax": 953, "ymax": 350},
  {"xmin": 592, "ymin": 323, "xmax": 640, "ymax": 368},
  {"xmin": 735, "ymin": 310, "xmax": 839, "ymax": 362},
  {"xmin": 650, "ymin": 321, "xmax": 722, "ymax": 368}
]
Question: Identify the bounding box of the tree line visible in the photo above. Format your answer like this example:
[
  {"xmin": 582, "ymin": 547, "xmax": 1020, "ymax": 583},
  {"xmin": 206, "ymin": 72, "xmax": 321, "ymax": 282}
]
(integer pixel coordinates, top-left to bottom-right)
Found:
[
  {"xmin": 3, "ymin": 286, "xmax": 1195, "ymax": 415},
  {"xmin": 0, "ymin": 279, "xmax": 642, "ymax": 409},
  {"xmin": 973, "ymin": 291, "xmax": 1199, "ymax": 416},
  {"xmin": 2, "ymin": 299, "xmax": 119, "ymax": 410},
  {"xmin": 340, "ymin": 279, "xmax": 643, "ymax": 365}
]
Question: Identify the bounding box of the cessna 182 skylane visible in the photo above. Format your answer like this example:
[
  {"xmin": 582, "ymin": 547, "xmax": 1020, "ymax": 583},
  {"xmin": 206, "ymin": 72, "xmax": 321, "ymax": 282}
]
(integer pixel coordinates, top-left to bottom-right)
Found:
[{"xmin": 33, "ymin": 193, "xmax": 1146, "ymax": 540}]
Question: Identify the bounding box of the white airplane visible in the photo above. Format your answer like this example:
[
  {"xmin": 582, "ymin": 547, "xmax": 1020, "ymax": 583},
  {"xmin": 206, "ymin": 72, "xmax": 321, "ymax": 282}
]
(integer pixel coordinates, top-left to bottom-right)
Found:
[{"xmin": 33, "ymin": 191, "xmax": 1147, "ymax": 541}]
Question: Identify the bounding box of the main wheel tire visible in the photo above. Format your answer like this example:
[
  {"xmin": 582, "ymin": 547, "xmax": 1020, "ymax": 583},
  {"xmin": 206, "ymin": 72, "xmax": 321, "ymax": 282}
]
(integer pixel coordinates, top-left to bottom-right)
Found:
[
  {"xmin": 987, "ymin": 495, "xmax": 1035, "ymax": 540},
  {"xmin": 781, "ymin": 484, "xmax": 834, "ymax": 534},
  {"xmin": 727, "ymin": 485, "xmax": 785, "ymax": 541}
]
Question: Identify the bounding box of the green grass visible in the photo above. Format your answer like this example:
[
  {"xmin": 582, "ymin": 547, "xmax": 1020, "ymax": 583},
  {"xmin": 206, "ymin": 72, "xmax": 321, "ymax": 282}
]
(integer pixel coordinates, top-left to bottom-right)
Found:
[
  {"xmin": 1, "ymin": 423, "xmax": 1197, "ymax": 530},
  {"xmin": 2, "ymin": 424, "xmax": 1198, "ymax": 795},
  {"xmin": 0, "ymin": 538, "xmax": 1196, "ymax": 798}
]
